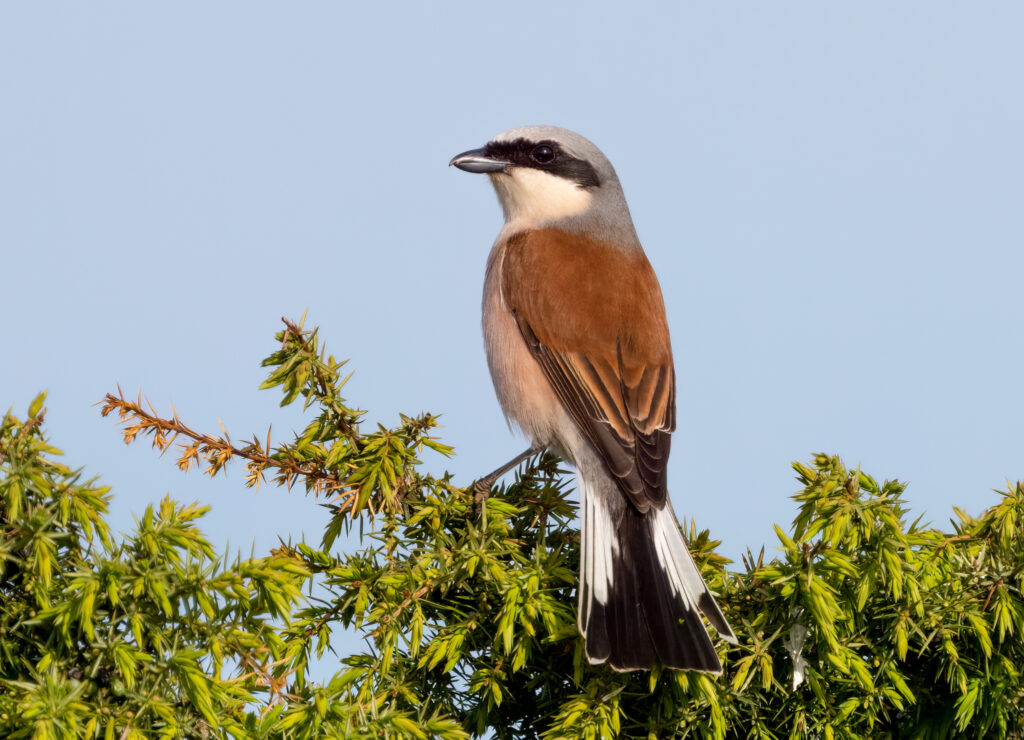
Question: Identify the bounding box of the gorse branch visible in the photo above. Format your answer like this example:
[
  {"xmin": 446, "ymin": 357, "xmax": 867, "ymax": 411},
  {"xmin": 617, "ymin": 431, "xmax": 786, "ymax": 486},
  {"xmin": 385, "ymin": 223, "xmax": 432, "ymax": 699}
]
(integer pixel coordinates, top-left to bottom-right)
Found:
[
  {"xmin": 98, "ymin": 388, "xmax": 345, "ymax": 495},
  {"xmin": 101, "ymin": 317, "xmax": 454, "ymax": 542}
]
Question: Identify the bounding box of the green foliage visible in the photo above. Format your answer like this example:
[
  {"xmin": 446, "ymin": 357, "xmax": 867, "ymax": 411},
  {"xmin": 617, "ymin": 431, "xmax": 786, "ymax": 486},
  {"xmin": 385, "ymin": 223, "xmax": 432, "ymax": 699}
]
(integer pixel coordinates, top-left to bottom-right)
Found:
[
  {"xmin": 0, "ymin": 395, "xmax": 308, "ymax": 739},
  {"xmin": 4, "ymin": 317, "xmax": 1023, "ymax": 738}
]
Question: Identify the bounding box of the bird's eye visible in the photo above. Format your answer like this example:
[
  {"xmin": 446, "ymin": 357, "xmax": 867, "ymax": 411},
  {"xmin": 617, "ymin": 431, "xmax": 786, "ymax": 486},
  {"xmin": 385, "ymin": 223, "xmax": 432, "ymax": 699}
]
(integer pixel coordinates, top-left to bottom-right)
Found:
[{"xmin": 531, "ymin": 145, "xmax": 555, "ymax": 164}]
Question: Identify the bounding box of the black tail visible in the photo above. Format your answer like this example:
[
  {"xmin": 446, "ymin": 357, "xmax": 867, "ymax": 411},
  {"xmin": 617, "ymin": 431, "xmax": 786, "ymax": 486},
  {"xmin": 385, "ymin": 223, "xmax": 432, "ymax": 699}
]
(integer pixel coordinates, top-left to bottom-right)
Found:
[{"xmin": 579, "ymin": 478, "xmax": 736, "ymax": 673}]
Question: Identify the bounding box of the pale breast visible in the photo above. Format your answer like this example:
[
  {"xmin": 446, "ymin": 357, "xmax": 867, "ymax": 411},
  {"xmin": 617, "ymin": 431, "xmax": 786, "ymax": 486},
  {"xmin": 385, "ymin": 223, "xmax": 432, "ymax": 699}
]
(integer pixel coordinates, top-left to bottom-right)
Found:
[{"xmin": 482, "ymin": 236, "xmax": 575, "ymax": 450}]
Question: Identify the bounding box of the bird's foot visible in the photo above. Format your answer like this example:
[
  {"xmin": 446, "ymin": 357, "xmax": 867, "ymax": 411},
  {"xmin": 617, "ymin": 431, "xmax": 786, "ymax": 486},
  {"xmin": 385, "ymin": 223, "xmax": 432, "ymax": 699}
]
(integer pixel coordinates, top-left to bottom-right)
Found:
[
  {"xmin": 470, "ymin": 444, "xmax": 545, "ymax": 519},
  {"xmin": 472, "ymin": 478, "xmax": 493, "ymax": 517}
]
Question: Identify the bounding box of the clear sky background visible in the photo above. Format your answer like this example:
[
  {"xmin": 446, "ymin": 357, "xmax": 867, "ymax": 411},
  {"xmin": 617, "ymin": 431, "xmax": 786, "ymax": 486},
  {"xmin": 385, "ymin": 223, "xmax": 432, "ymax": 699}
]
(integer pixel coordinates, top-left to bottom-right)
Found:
[{"xmin": 2, "ymin": 3, "xmax": 1022, "ymax": 666}]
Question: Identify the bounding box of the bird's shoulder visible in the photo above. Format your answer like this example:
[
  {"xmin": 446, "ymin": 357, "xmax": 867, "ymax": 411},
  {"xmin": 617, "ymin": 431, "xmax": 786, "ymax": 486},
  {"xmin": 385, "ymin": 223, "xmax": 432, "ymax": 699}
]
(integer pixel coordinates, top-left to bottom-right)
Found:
[{"xmin": 499, "ymin": 227, "xmax": 672, "ymax": 367}]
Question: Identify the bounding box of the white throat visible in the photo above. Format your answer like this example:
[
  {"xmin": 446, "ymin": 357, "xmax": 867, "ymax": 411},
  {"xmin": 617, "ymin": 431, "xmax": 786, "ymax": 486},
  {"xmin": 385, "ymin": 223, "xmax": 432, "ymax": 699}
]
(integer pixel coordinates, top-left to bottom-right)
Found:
[{"xmin": 488, "ymin": 168, "xmax": 593, "ymax": 229}]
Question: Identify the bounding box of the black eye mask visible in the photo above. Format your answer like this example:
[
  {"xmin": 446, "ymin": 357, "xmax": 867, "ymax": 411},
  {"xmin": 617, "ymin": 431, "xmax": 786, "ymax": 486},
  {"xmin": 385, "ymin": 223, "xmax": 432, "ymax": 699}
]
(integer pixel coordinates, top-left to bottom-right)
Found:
[{"xmin": 483, "ymin": 138, "xmax": 601, "ymax": 190}]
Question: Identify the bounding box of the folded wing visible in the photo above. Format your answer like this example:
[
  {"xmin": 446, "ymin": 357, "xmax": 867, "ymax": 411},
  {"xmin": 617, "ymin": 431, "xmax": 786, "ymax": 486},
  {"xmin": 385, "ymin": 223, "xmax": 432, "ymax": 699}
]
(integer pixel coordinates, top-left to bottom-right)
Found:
[{"xmin": 501, "ymin": 228, "xmax": 675, "ymax": 513}]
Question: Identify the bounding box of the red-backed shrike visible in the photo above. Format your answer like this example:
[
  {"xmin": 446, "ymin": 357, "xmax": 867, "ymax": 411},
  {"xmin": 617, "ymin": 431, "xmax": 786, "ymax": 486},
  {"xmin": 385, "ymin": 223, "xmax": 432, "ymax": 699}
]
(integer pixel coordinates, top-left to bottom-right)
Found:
[{"xmin": 450, "ymin": 126, "xmax": 737, "ymax": 673}]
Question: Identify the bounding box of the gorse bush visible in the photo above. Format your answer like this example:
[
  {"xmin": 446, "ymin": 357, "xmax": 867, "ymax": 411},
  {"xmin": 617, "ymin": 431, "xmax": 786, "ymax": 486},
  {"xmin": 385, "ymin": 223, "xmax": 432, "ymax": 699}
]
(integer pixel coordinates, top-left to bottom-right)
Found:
[
  {"xmin": 0, "ymin": 394, "xmax": 308, "ymax": 739},
  {"xmin": 1, "ymin": 317, "xmax": 1021, "ymax": 738}
]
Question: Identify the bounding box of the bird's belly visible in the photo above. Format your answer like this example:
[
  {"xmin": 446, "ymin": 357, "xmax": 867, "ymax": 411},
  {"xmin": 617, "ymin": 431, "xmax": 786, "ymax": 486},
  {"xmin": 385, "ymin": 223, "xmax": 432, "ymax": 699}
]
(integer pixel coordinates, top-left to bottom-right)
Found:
[{"xmin": 482, "ymin": 245, "xmax": 574, "ymax": 451}]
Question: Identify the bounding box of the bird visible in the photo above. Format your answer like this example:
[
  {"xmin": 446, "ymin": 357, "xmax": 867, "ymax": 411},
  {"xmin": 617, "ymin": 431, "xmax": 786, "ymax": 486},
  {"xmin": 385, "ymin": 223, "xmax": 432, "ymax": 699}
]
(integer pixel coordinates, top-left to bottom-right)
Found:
[{"xmin": 449, "ymin": 125, "xmax": 738, "ymax": 673}]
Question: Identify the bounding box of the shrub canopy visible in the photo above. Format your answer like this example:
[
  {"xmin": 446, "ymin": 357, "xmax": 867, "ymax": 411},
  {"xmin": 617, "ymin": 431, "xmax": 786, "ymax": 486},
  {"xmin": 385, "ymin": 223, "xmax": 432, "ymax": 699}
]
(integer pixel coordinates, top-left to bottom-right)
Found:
[{"xmin": 2, "ymin": 318, "xmax": 1021, "ymax": 739}]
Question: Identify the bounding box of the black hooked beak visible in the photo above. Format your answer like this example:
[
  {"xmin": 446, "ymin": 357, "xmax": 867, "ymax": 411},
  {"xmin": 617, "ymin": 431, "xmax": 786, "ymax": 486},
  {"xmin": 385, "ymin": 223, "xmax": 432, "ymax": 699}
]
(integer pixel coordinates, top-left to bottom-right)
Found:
[{"xmin": 448, "ymin": 147, "xmax": 510, "ymax": 174}]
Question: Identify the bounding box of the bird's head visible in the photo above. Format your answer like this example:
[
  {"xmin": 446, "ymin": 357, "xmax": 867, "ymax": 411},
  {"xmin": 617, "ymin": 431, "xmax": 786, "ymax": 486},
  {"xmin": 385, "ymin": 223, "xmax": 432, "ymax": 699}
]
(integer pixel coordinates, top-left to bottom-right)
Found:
[{"xmin": 450, "ymin": 125, "xmax": 637, "ymax": 241}]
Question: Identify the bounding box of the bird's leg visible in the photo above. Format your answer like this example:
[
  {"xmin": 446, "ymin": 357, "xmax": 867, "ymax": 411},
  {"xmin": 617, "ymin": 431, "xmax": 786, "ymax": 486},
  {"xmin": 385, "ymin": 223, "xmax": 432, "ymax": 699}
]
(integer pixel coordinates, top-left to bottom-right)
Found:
[{"xmin": 472, "ymin": 444, "xmax": 546, "ymax": 509}]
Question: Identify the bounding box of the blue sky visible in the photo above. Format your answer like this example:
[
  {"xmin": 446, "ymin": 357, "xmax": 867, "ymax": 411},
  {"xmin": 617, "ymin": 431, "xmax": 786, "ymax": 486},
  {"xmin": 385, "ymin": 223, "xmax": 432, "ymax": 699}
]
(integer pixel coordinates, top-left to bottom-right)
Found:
[{"xmin": 2, "ymin": 2, "xmax": 1022, "ymax": 660}]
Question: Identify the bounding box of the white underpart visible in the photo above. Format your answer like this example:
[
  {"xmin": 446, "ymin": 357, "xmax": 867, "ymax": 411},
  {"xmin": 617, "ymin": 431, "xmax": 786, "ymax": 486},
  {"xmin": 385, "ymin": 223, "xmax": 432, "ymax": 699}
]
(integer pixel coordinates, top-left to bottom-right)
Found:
[
  {"xmin": 651, "ymin": 504, "xmax": 700, "ymax": 610},
  {"xmin": 785, "ymin": 619, "xmax": 809, "ymax": 689},
  {"xmin": 577, "ymin": 472, "xmax": 618, "ymax": 609},
  {"xmin": 489, "ymin": 168, "xmax": 593, "ymax": 229},
  {"xmin": 579, "ymin": 473, "xmax": 703, "ymax": 613}
]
